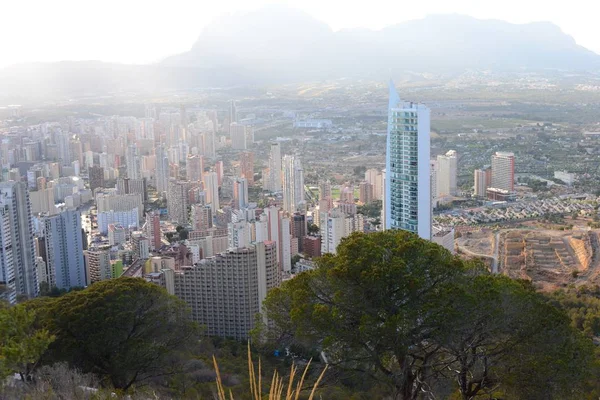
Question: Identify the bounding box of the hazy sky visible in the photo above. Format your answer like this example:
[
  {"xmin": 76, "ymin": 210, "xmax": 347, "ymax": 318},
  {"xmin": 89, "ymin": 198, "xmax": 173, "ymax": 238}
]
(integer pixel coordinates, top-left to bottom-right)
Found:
[{"xmin": 1, "ymin": 0, "xmax": 598, "ymax": 67}]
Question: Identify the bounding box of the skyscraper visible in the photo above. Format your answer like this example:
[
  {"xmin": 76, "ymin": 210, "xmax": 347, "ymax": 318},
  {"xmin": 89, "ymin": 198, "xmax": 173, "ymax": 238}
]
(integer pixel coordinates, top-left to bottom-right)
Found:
[
  {"xmin": 474, "ymin": 169, "xmax": 488, "ymax": 198},
  {"xmin": 282, "ymin": 155, "xmax": 305, "ymax": 213},
  {"xmin": 384, "ymin": 81, "xmax": 431, "ymax": 240},
  {"xmin": 233, "ymin": 177, "xmax": 249, "ymax": 210},
  {"xmin": 229, "ymin": 100, "xmax": 237, "ymax": 126},
  {"xmin": 239, "ymin": 151, "xmax": 255, "ymax": 185},
  {"xmin": 491, "ymin": 152, "xmax": 515, "ymax": 192},
  {"xmin": 126, "ymin": 144, "xmax": 141, "ymax": 180},
  {"xmin": 0, "ymin": 182, "xmax": 38, "ymax": 302},
  {"xmin": 40, "ymin": 209, "xmax": 86, "ymax": 290},
  {"xmin": 167, "ymin": 180, "xmax": 192, "ymax": 225},
  {"xmin": 436, "ymin": 150, "xmax": 458, "ymax": 197},
  {"xmin": 229, "ymin": 123, "xmax": 247, "ymax": 150},
  {"xmin": 155, "ymin": 144, "xmax": 170, "ymax": 194},
  {"xmin": 202, "ymin": 172, "xmax": 220, "ymax": 215},
  {"xmin": 267, "ymin": 143, "xmax": 282, "ymax": 192},
  {"xmin": 186, "ymin": 154, "xmax": 204, "ymax": 183}
]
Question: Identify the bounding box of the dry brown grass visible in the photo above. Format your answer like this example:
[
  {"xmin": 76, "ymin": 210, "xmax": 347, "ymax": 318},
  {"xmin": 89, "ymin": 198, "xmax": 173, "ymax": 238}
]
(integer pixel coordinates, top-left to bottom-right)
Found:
[{"xmin": 213, "ymin": 342, "xmax": 327, "ymax": 400}]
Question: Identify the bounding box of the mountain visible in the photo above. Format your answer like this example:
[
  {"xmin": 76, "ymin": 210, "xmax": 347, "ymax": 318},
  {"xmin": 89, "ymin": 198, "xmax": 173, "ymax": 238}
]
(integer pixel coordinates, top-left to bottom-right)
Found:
[
  {"xmin": 165, "ymin": 8, "xmax": 599, "ymax": 77},
  {"xmin": 1, "ymin": 7, "xmax": 599, "ymax": 99}
]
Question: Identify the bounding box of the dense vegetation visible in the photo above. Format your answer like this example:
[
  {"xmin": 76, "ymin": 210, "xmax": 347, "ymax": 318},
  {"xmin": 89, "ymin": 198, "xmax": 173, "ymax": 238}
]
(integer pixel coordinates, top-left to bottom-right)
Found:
[
  {"xmin": 2, "ymin": 232, "xmax": 600, "ymax": 399},
  {"xmin": 262, "ymin": 231, "xmax": 595, "ymax": 399}
]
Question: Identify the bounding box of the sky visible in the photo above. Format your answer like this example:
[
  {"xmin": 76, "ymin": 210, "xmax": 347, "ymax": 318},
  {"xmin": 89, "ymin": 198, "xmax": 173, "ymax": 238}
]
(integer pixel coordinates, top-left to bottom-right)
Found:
[{"xmin": 1, "ymin": 0, "xmax": 599, "ymax": 68}]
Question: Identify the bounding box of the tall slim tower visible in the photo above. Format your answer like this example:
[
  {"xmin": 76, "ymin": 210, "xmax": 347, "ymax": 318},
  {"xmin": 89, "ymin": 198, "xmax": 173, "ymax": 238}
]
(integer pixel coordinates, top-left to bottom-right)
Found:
[
  {"xmin": 229, "ymin": 100, "xmax": 237, "ymax": 125},
  {"xmin": 282, "ymin": 156, "xmax": 305, "ymax": 213},
  {"xmin": 155, "ymin": 144, "xmax": 170, "ymax": 194},
  {"xmin": 239, "ymin": 151, "xmax": 255, "ymax": 185},
  {"xmin": 384, "ymin": 81, "xmax": 431, "ymax": 240},
  {"xmin": 0, "ymin": 182, "xmax": 38, "ymax": 301},
  {"xmin": 203, "ymin": 172, "xmax": 220, "ymax": 215},
  {"xmin": 268, "ymin": 143, "xmax": 282, "ymax": 192},
  {"xmin": 233, "ymin": 178, "xmax": 249, "ymax": 210},
  {"xmin": 126, "ymin": 144, "xmax": 141, "ymax": 180}
]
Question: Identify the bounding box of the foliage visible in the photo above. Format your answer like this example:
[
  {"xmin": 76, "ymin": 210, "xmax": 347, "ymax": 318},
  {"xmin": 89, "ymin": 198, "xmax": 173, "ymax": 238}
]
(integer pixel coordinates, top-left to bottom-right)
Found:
[
  {"xmin": 356, "ymin": 200, "xmax": 382, "ymax": 218},
  {"xmin": 352, "ymin": 166, "xmax": 367, "ymax": 178},
  {"xmin": 263, "ymin": 230, "xmax": 592, "ymax": 400},
  {"xmin": 0, "ymin": 304, "xmax": 55, "ymax": 381},
  {"xmin": 28, "ymin": 277, "xmax": 198, "ymax": 391},
  {"xmin": 306, "ymin": 224, "xmax": 320, "ymax": 235}
]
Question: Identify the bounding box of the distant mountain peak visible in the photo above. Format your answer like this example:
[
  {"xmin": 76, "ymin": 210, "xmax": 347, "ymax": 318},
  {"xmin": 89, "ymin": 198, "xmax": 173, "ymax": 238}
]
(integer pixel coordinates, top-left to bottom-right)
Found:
[{"xmin": 163, "ymin": 7, "xmax": 599, "ymax": 75}]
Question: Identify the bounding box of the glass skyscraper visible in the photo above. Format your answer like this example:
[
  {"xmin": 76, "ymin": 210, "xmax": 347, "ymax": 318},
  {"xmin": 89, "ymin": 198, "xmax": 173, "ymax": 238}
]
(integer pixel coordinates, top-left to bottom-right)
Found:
[{"xmin": 384, "ymin": 81, "xmax": 431, "ymax": 240}]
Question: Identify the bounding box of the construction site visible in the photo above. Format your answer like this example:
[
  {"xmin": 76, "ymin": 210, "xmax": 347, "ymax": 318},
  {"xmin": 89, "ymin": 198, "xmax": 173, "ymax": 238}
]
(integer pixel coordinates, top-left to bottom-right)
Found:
[{"xmin": 457, "ymin": 227, "xmax": 600, "ymax": 291}]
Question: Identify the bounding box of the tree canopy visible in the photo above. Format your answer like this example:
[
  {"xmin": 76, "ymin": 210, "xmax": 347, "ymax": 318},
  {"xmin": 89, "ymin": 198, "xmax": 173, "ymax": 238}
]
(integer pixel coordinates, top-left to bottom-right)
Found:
[
  {"xmin": 263, "ymin": 230, "xmax": 592, "ymax": 399},
  {"xmin": 29, "ymin": 277, "xmax": 198, "ymax": 391}
]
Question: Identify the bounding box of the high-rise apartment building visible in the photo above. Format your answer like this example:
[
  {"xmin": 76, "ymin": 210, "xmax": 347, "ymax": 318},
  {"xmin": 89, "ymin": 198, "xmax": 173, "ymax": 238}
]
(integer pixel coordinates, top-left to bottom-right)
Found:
[
  {"xmin": 233, "ymin": 178, "xmax": 249, "ymax": 210},
  {"xmin": 126, "ymin": 144, "xmax": 141, "ymax": 180},
  {"xmin": 365, "ymin": 169, "xmax": 383, "ymax": 200},
  {"xmin": 239, "ymin": 151, "xmax": 255, "ymax": 185},
  {"xmin": 186, "ymin": 154, "xmax": 204, "ymax": 183},
  {"xmin": 40, "ymin": 209, "xmax": 86, "ymax": 290},
  {"xmin": 229, "ymin": 100, "xmax": 237, "ymax": 126},
  {"xmin": 320, "ymin": 209, "xmax": 364, "ymax": 255},
  {"xmin": 267, "ymin": 143, "xmax": 282, "ymax": 192},
  {"xmin": 474, "ymin": 169, "xmax": 488, "ymax": 198},
  {"xmin": 84, "ymin": 247, "xmax": 111, "ymax": 285},
  {"xmin": 0, "ymin": 182, "xmax": 38, "ymax": 302},
  {"xmin": 116, "ymin": 178, "xmax": 148, "ymax": 203},
  {"xmin": 144, "ymin": 211, "xmax": 162, "ymax": 250},
  {"xmin": 436, "ymin": 150, "xmax": 458, "ymax": 197},
  {"xmin": 165, "ymin": 242, "xmax": 281, "ymax": 340},
  {"xmin": 491, "ymin": 152, "xmax": 515, "ymax": 192},
  {"xmin": 282, "ymin": 155, "xmax": 305, "ymax": 213},
  {"xmin": 359, "ymin": 181, "xmax": 374, "ymax": 204},
  {"xmin": 167, "ymin": 180, "xmax": 192, "ymax": 225},
  {"xmin": 384, "ymin": 82, "xmax": 431, "ymax": 240},
  {"xmin": 229, "ymin": 123, "xmax": 247, "ymax": 150},
  {"xmin": 155, "ymin": 144, "xmax": 170, "ymax": 194},
  {"xmin": 202, "ymin": 172, "xmax": 220, "ymax": 215},
  {"xmin": 191, "ymin": 204, "xmax": 213, "ymax": 231},
  {"xmin": 318, "ymin": 180, "xmax": 332, "ymax": 201}
]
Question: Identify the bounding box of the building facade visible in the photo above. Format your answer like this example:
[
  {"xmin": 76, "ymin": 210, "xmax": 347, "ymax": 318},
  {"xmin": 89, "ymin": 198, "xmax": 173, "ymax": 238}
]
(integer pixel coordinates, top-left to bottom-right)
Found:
[{"xmin": 384, "ymin": 81, "xmax": 431, "ymax": 239}]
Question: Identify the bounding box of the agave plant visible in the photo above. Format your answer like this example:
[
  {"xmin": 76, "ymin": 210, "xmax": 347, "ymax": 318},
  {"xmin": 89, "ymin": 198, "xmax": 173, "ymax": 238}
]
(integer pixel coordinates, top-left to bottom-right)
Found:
[{"xmin": 213, "ymin": 342, "xmax": 327, "ymax": 400}]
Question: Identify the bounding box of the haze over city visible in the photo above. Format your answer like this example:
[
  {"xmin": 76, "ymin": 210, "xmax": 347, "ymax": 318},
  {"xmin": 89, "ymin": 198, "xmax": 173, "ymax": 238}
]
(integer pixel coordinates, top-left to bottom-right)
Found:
[
  {"xmin": 2, "ymin": 0, "xmax": 600, "ymax": 67},
  {"xmin": 3, "ymin": 1, "xmax": 600, "ymax": 399}
]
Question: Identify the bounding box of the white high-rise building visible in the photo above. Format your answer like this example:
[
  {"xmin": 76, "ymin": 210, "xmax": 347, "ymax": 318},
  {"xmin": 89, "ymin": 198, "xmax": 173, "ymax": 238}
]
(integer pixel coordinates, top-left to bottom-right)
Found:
[
  {"xmin": 384, "ymin": 81, "xmax": 431, "ymax": 240},
  {"xmin": 436, "ymin": 150, "xmax": 457, "ymax": 198},
  {"xmin": 203, "ymin": 172, "xmax": 220, "ymax": 214},
  {"xmin": 267, "ymin": 143, "xmax": 282, "ymax": 192},
  {"xmin": 491, "ymin": 152, "xmax": 515, "ymax": 192},
  {"xmin": 282, "ymin": 155, "xmax": 305, "ymax": 213},
  {"xmin": 230, "ymin": 123, "xmax": 247, "ymax": 150},
  {"xmin": 126, "ymin": 144, "xmax": 141, "ymax": 180}
]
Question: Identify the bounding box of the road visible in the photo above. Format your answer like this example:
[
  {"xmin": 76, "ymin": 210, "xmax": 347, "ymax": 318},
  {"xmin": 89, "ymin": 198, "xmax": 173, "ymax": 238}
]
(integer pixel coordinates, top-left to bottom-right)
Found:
[{"xmin": 492, "ymin": 232, "xmax": 500, "ymax": 274}]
